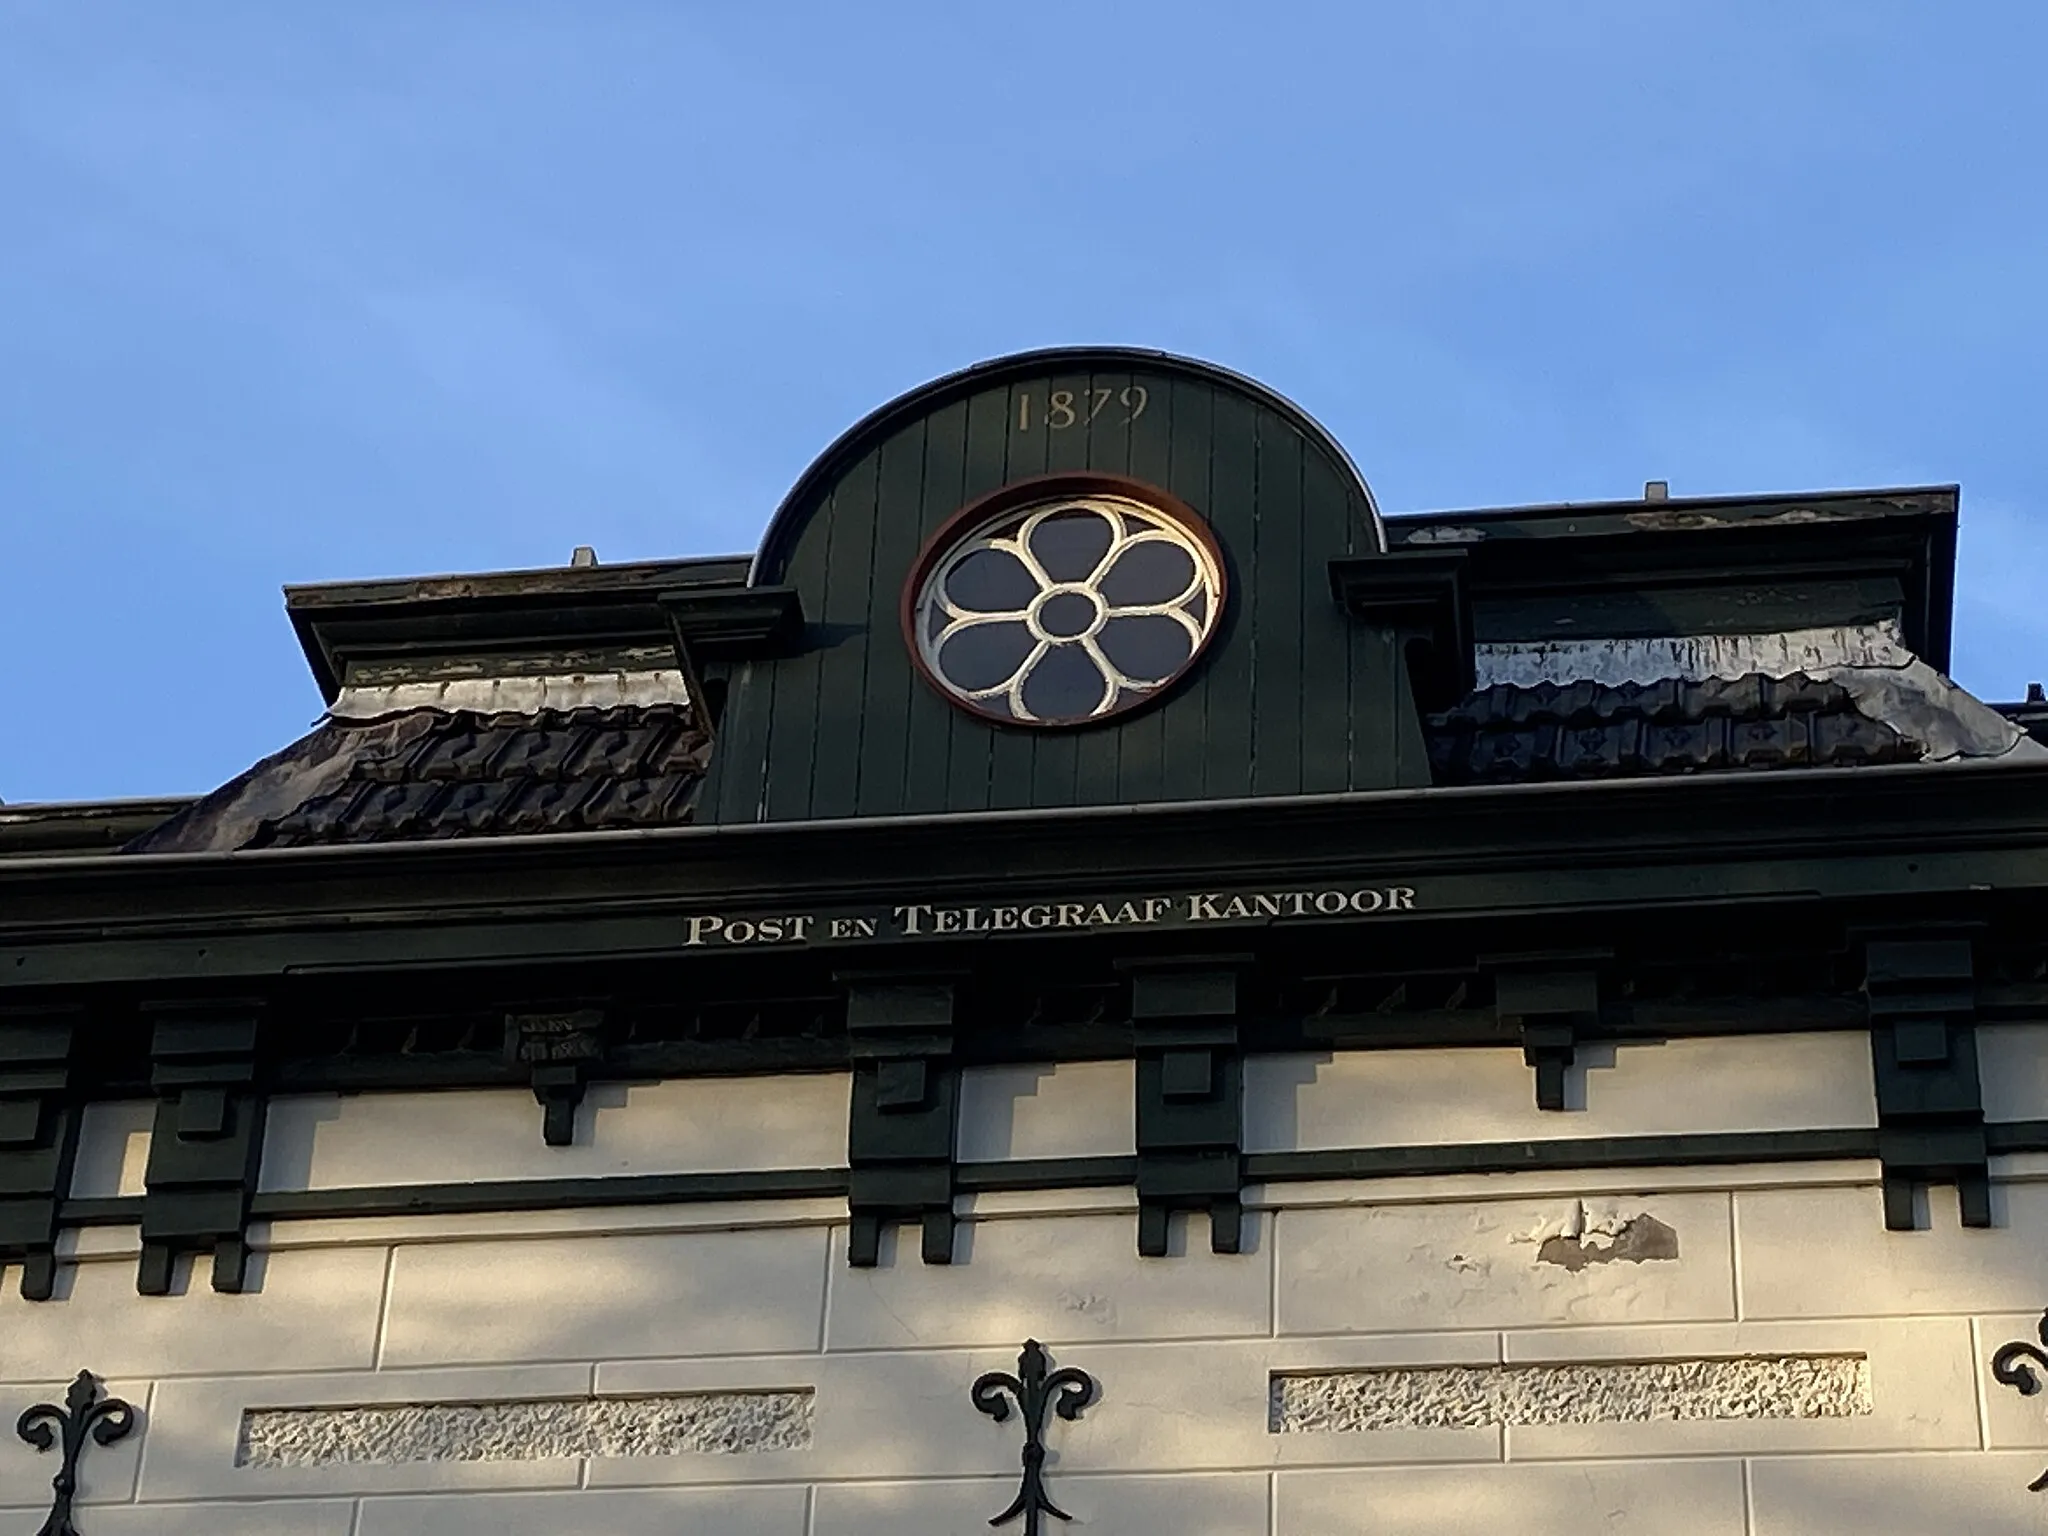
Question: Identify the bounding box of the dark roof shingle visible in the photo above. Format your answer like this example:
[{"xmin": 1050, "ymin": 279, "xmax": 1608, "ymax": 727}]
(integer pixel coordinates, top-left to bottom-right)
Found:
[
  {"xmin": 125, "ymin": 703, "xmax": 708, "ymax": 854},
  {"xmin": 254, "ymin": 705, "xmax": 706, "ymax": 847},
  {"xmin": 1426, "ymin": 673, "xmax": 1922, "ymax": 785},
  {"xmin": 124, "ymin": 672, "xmax": 1924, "ymax": 855}
]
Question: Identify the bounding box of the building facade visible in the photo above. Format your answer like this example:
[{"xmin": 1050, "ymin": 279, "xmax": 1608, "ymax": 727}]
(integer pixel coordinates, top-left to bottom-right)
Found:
[{"xmin": 5, "ymin": 347, "xmax": 2048, "ymax": 1534}]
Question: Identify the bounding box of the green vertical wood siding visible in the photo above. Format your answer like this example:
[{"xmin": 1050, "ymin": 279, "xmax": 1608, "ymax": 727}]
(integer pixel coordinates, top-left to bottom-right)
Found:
[{"xmin": 706, "ymin": 354, "xmax": 1414, "ymax": 824}]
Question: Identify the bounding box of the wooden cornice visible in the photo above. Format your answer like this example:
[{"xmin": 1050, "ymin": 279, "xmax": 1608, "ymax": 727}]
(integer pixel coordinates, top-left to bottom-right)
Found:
[{"xmin": 5, "ymin": 758, "xmax": 2048, "ymax": 990}]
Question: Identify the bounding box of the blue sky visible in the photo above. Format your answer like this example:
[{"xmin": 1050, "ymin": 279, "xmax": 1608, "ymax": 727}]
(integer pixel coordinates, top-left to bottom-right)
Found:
[{"xmin": 4, "ymin": 2, "xmax": 2045, "ymax": 801}]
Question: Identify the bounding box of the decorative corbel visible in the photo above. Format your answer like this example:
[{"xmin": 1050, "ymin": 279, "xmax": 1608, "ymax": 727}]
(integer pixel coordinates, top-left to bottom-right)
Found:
[
  {"xmin": 507, "ymin": 1008, "xmax": 606, "ymax": 1147},
  {"xmin": 1863, "ymin": 934, "xmax": 1989, "ymax": 1230},
  {"xmin": 137, "ymin": 1001, "xmax": 265, "ymax": 1295},
  {"xmin": 0, "ymin": 1008, "xmax": 82, "ymax": 1302},
  {"xmin": 840, "ymin": 974, "xmax": 960, "ymax": 1267},
  {"xmin": 1489, "ymin": 955, "xmax": 1605, "ymax": 1111},
  {"xmin": 1125, "ymin": 957, "xmax": 1247, "ymax": 1257}
]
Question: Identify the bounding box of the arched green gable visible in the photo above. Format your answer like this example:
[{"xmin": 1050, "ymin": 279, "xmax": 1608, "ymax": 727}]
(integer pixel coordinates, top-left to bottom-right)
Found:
[{"xmin": 699, "ymin": 347, "xmax": 1427, "ymax": 823}]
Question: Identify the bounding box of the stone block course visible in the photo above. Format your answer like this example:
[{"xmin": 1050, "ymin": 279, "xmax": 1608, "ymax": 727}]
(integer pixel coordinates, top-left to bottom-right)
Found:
[
  {"xmin": 1737, "ymin": 1182, "xmax": 2048, "ymax": 1317},
  {"xmin": 1245, "ymin": 1034, "xmax": 1876, "ymax": 1154},
  {"xmin": 0, "ymin": 1247, "xmax": 385, "ymax": 1380},
  {"xmin": 259, "ymin": 1074, "xmax": 851, "ymax": 1193},
  {"xmin": 1275, "ymin": 1458, "xmax": 1747, "ymax": 1534},
  {"xmin": 12, "ymin": 1175, "xmax": 2048, "ymax": 1531},
  {"xmin": 1748, "ymin": 1451, "xmax": 2048, "ymax": 1536},
  {"xmin": 355, "ymin": 1484, "xmax": 810, "ymax": 1535},
  {"xmin": 955, "ymin": 1060, "xmax": 1136, "ymax": 1162},
  {"xmin": 380, "ymin": 1225, "xmax": 829, "ymax": 1366},
  {"xmin": 0, "ymin": 1501, "xmax": 358, "ymax": 1536}
]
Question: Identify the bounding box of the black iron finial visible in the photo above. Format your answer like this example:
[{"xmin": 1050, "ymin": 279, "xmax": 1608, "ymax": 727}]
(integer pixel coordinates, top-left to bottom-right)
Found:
[
  {"xmin": 971, "ymin": 1339, "xmax": 1096, "ymax": 1534},
  {"xmin": 14, "ymin": 1371, "xmax": 137, "ymax": 1536},
  {"xmin": 1992, "ymin": 1309, "xmax": 2048, "ymax": 1492}
]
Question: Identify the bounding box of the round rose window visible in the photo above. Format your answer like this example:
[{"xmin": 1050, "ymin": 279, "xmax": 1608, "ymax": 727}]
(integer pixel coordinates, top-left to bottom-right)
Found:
[{"xmin": 907, "ymin": 482, "xmax": 1225, "ymax": 726}]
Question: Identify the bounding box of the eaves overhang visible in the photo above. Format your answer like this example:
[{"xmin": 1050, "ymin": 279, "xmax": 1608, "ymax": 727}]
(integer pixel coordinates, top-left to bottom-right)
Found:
[
  {"xmin": 285, "ymin": 553, "xmax": 751, "ymax": 703},
  {"xmin": 1388, "ymin": 484, "xmax": 1959, "ymax": 671},
  {"xmin": 7, "ymin": 757, "xmax": 2048, "ymax": 991}
]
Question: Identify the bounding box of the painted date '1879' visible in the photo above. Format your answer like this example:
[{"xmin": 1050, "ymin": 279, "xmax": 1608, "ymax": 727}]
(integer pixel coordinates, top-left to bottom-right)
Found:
[{"xmin": 1016, "ymin": 384, "xmax": 1147, "ymax": 431}]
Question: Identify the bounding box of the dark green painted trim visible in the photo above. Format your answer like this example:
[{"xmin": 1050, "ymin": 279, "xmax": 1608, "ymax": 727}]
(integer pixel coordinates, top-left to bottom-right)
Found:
[
  {"xmin": 0, "ymin": 799, "xmax": 195, "ymax": 861},
  {"xmin": 1473, "ymin": 577, "xmax": 1904, "ymax": 647},
  {"xmin": 245, "ymin": 1167, "xmax": 850, "ymax": 1220},
  {"xmin": 49, "ymin": 1124, "xmax": 1987, "ymax": 1238},
  {"xmin": 1387, "ymin": 488, "xmax": 1957, "ymax": 672},
  {"xmin": 955, "ymin": 1156, "xmax": 1140, "ymax": 1192},
  {"xmin": 285, "ymin": 555, "xmax": 749, "ymax": 703},
  {"xmin": 60, "ymin": 1197, "xmax": 143, "ymax": 1226},
  {"xmin": 1244, "ymin": 1128, "xmax": 1879, "ymax": 1182},
  {"xmin": 1985, "ymin": 1121, "xmax": 2048, "ymax": 1154},
  {"xmin": 658, "ymin": 585, "xmax": 804, "ymax": 661},
  {"xmin": 9, "ymin": 758, "xmax": 2048, "ymax": 991}
]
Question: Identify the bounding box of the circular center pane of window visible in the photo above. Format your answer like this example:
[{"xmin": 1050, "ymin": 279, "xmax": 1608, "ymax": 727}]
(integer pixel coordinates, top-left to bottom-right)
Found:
[{"xmin": 911, "ymin": 492, "xmax": 1224, "ymax": 726}]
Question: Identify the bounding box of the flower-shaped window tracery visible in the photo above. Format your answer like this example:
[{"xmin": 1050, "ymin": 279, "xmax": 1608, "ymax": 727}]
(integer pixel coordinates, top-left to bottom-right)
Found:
[{"xmin": 911, "ymin": 491, "xmax": 1224, "ymax": 725}]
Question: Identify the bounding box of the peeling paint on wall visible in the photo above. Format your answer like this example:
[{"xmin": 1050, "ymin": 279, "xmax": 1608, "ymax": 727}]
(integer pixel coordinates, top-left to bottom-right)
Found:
[{"xmin": 1511, "ymin": 1200, "xmax": 1680, "ymax": 1269}]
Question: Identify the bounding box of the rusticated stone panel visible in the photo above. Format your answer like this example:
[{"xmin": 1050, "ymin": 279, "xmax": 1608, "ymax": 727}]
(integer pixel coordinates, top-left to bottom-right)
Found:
[
  {"xmin": 237, "ymin": 1391, "xmax": 813, "ymax": 1467},
  {"xmin": 1271, "ymin": 1356, "xmax": 1870, "ymax": 1433}
]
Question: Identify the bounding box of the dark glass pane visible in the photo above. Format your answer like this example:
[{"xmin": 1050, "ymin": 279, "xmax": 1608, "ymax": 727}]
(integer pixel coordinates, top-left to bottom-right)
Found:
[
  {"xmin": 1027, "ymin": 508, "xmax": 1115, "ymax": 582},
  {"xmin": 937, "ymin": 621, "xmax": 1036, "ymax": 693},
  {"xmin": 1096, "ymin": 614, "xmax": 1194, "ymax": 683},
  {"xmin": 1035, "ymin": 590, "xmax": 1100, "ymax": 639},
  {"xmin": 1098, "ymin": 538, "xmax": 1198, "ymax": 608},
  {"xmin": 943, "ymin": 548, "xmax": 1038, "ymax": 613},
  {"xmin": 1186, "ymin": 591, "xmax": 1208, "ymax": 625},
  {"xmin": 1020, "ymin": 641, "xmax": 1109, "ymax": 721}
]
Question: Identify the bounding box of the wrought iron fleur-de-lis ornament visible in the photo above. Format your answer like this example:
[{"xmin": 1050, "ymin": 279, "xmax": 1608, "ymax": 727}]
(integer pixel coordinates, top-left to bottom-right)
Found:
[
  {"xmin": 15, "ymin": 1371, "xmax": 137, "ymax": 1536},
  {"xmin": 971, "ymin": 1339, "xmax": 1097, "ymax": 1535},
  {"xmin": 1992, "ymin": 1309, "xmax": 2048, "ymax": 1492}
]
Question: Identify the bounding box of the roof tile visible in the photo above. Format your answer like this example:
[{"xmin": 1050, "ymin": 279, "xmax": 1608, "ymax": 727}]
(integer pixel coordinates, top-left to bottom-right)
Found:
[
  {"xmin": 246, "ymin": 704, "xmax": 707, "ymax": 848},
  {"xmin": 1426, "ymin": 672, "xmax": 1921, "ymax": 785}
]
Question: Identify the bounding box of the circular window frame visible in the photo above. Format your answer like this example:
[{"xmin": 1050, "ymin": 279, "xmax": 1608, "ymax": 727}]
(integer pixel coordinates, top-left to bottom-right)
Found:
[{"xmin": 898, "ymin": 472, "xmax": 1229, "ymax": 730}]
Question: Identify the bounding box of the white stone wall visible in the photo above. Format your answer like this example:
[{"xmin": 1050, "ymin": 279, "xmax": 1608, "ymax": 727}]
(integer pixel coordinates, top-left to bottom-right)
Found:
[
  {"xmin": 7, "ymin": 1045, "xmax": 2048, "ymax": 1532},
  {"xmin": 7, "ymin": 1161, "xmax": 2048, "ymax": 1533},
  {"xmin": 1243, "ymin": 1034, "xmax": 1876, "ymax": 1148},
  {"xmin": 257, "ymin": 1073, "xmax": 855, "ymax": 1190}
]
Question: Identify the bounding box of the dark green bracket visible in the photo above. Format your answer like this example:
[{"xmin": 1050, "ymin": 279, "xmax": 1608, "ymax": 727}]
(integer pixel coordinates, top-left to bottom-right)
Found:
[
  {"xmin": 138, "ymin": 1002, "xmax": 266, "ymax": 1295},
  {"xmin": 841, "ymin": 974, "xmax": 960, "ymax": 1266},
  {"xmin": 1489, "ymin": 952, "xmax": 1607, "ymax": 1112},
  {"xmin": 508, "ymin": 1008, "xmax": 607, "ymax": 1147},
  {"xmin": 1126, "ymin": 957, "xmax": 1247, "ymax": 1257},
  {"xmin": 0, "ymin": 1008, "xmax": 82, "ymax": 1301},
  {"xmin": 1864, "ymin": 933, "xmax": 1990, "ymax": 1231}
]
